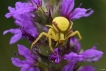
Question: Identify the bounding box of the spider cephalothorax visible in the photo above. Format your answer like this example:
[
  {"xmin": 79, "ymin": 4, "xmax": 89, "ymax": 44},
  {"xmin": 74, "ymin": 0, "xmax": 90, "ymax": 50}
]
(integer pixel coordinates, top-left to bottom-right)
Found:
[{"xmin": 31, "ymin": 17, "xmax": 82, "ymax": 53}]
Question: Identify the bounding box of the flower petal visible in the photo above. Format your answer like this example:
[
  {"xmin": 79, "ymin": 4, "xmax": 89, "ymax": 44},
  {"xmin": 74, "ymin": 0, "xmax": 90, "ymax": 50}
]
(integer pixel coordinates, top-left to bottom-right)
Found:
[
  {"xmin": 62, "ymin": 61, "xmax": 75, "ymax": 71},
  {"xmin": 5, "ymin": 6, "xmax": 15, "ymax": 18},
  {"xmin": 3, "ymin": 28, "xmax": 22, "ymax": 44},
  {"xmin": 10, "ymin": 33, "xmax": 22, "ymax": 44},
  {"xmin": 20, "ymin": 67, "xmax": 27, "ymax": 71},
  {"xmin": 69, "ymin": 37, "xmax": 81, "ymax": 53},
  {"xmin": 49, "ymin": 48, "xmax": 61, "ymax": 63},
  {"xmin": 28, "ymin": 67, "xmax": 40, "ymax": 71},
  {"xmin": 61, "ymin": 0, "xmax": 74, "ymax": 18},
  {"xmin": 78, "ymin": 65, "xmax": 96, "ymax": 71},
  {"xmin": 64, "ymin": 52, "xmax": 83, "ymax": 61},
  {"xmin": 30, "ymin": 0, "xmax": 42, "ymax": 7},
  {"xmin": 11, "ymin": 57, "xmax": 24, "ymax": 67},
  {"xmin": 3, "ymin": 28, "xmax": 21, "ymax": 35},
  {"xmin": 15, "ymin": 2, "xmax": 35, "ymax": 14},
  {"xmin": 20, "ymin": 64, "xmax": 35, "ymax": 71},
  {"xmin": 14, "ymin": 13, "xmax": 38, "ymax": 38},
  {"xmin": 17, "ymin": 44, "xmax": 36, "ymax": 61},
  {"xmin": 70, "ymin": 8, "xmax": 94, "ymax": 20},
  {"xmin": 5, "ymin": 2, "xmax": 36, "ymax": 18},
  {"xmin": 80, "ymin": 46, "xmax": 103, "ymax": 62}
]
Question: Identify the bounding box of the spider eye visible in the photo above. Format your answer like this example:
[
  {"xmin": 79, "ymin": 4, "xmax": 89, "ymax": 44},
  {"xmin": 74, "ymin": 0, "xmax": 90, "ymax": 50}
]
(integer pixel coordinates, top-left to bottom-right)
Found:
[{"xmin": 52, "ymin": 17, "xmax": 69, "ymax": 32}]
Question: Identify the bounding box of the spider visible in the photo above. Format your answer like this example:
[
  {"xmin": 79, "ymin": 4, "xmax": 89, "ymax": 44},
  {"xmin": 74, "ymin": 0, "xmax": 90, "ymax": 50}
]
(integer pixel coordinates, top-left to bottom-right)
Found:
[{"xmin": 31, "ymin": 17, "xmax": 82, "ymax": 53}]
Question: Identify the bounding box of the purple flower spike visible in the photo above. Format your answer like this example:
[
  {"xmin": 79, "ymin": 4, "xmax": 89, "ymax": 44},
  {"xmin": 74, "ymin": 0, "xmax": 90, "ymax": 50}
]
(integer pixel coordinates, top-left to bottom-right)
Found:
[
  {"xmin": 49, "ymin": 48, "xmax": 61, "ymax": 64},
  {"xmin": 5, "ymin": 2, "xmax": 36, "ymax": 18},
  {"xmin": 11, "ymin": 44, "xmax": 40, "ymax": 71},
  {"xmin": 78, "ymin": 65, "xmax": 96, "ymax": 71},
  {"xmin": 61, "ymin": 0, "xmax": 94, "ymax": 20},
  {"xmin": 3, "ymin": 29, "xmax": 22, "ymax": 44},
  {"xmin": 30, "ymin": 0, "xmax": 42, "ymax": 7},
  {"xmin": 80, "ymin": 46, "xmax": 103, "ymax": 62},
  {"xmin": 69, "ymin": 37, "xmax": 81, "ymax": 53}
]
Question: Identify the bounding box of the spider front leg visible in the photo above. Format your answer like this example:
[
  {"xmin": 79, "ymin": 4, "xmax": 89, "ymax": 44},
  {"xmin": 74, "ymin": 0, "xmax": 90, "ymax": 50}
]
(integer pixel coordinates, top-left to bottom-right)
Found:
[
  {"xmin": 48, "ymin": 36, "xmax": 55, "ymax": 53},
  {"xmin": 65, "ymin": 30, "xmax": 82, "ymax": 40},
  {"xmin": 31, "ymin": 32, "xmax": 49, "ymax": 50},
  {"xmin": 48, "ymin": 29, "xmax": 59, "ymax": 54}
]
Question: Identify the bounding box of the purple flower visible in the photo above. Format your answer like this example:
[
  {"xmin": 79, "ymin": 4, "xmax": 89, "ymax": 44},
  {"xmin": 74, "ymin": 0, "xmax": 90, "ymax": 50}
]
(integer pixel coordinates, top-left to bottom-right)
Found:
[
  {"xmin": 3, "ymin": 29, "xmax": 22, "ymax": 44},
  {"xmin": 14, "ymin": 13, "xmax": 38, "ymax": 38},
  {"xmin": 3, "ymin": 12, "xmax": 38, "ymax": 44},
  {"xmin": 62, "ymin": 61, "xmax": 76, "ymax": 71},
  {"xmin": 80, "ymin": 46, "xmax": 103, "ymax": 62},
  {"xmin": 61, "ymin": 0, "xmax": 94, "ymax": 20},
  {"xmin": 63, "ymin": 52, "xmax": 83, "ymax": 61},
  {"xmin": 78, "ymin": 65, "xmax": 96, "ymax": 71},
  {"xmin": 62, "ymin": 61, "xmax": 96, "ymax": 71},
  {"xmin": 5, "ymin": 2, "xmax": 36, "ymax": 18},
  {"xmin": 69, "ymin": 37, "xmax": 81, "ymax": 53},
  {"xmin": 4, "ymin": 1, "xmax": 38, "ymax": 44},
  {"xmin": 49, "ymin": 48, "xmax": 61, "ymax": 64},
  {"xmin": 11, "ymin": 44, "xmax": 40, "ymax": 71},
  {"xmin": 49, "ymin": 38, "xmax": 81, "ymax": 64},
  {"xmin": 62, "ymin": 46, "xmax": 101, "ymax": 71},
  {"xmin": 30, "ymin": 0, "xmax": 42, "ymax": 7},
  {"xmin": 64, "ymin": 45, "xmax": 103, "ymax": 62}
]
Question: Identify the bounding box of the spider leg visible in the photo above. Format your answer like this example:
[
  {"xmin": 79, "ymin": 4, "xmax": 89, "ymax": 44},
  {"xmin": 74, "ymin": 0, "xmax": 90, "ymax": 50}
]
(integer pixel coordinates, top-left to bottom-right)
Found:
[
  {"xmin": 66, "ymin": 22, "xmax": 73, "ymax": 33},
  {"xmin": 44, "ymin": 25, "xmax": 52, "ymax": 41},
  {"xmin": 48, "ymin": 29, "xmax": 58, "ymax": 41},
  {"xmin": 48, "ymin": 29, "xmax": 59, "ymax": 54},
  {"xmin": 31, "ymin": 32, "xmax": 49, "ymax": 50},
  {"xmin": 65, "ymin": 30, "xmax": 82, "ymax": 40},
  {"xmin": 48, "ymin": 29, "xmax": 59, "ymax": 47},
  {"xmin": 65, "ymin": 22, "xmax": 73, "ymax": 36},
  {"xmin": 45, "ymin": 25, "xmax": 52, "ymax": 28},
  {"xmin": 65, "ymin": 30, "xmax": 73, "ymax": 37},
  {"xmin": 55, "ymin": 42, "xmax": 58, "ymax": 47},
  {"xmin": 48, "ymin": 36, "xmax": 56, "ymax": 54}
]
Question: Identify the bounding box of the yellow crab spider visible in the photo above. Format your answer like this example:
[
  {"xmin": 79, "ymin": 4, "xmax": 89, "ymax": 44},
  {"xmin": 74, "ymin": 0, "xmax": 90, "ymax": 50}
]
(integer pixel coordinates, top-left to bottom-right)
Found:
[{"xmin": 31, "ymin": 17, "xmax": 82, "ymax": 53}]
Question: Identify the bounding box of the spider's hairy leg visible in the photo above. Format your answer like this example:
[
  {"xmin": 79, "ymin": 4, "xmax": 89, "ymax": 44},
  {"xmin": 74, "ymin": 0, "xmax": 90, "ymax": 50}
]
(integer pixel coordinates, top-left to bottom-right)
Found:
[
  {"xmin": 67, "ymin": 22, "xmax": 73, "ymax": 32},
  {"xmin": 30, "ymin": 32, "xmax": 49, "ymax": 51},
  {"xmin": 45, "ymin": 25, "xmax": 52, "ymax": 40},
  {"xmin": 48, "ymin": 28, "xmax": 59, "ymax": 41},
  {"xmin": 48, "ymin": 36, "xmax": 55, "ymax": 54},
  {"xmin": 69, "ymin": 22, "xmax": 73, "ymax": 30},
  {"xmin": 65, "ymin": 22, "xmax": 73, "ymax": 36},
  {"xmin": 65, "ymin": 30, "xmax": 82, "ymax": 40},
  {"xmin": 48, "ymin": 29, "xmax": 59, "ymax": 46},
  {"xmin": 47, "ymin": 28, "xmax": 59, "ymax": 54}
]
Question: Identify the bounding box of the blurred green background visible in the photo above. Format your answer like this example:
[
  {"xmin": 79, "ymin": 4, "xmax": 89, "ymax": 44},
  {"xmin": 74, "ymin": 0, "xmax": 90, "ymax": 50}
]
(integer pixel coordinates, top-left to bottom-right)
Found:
[{"xmin": 0, "ymin": 0, "xmax": 106, "ymax": 71}]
